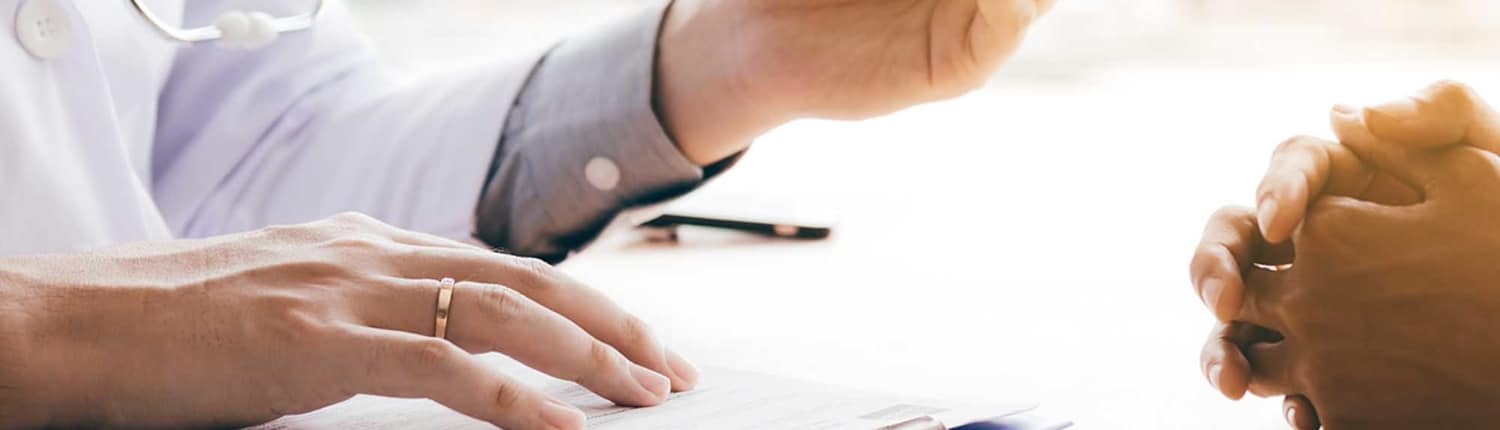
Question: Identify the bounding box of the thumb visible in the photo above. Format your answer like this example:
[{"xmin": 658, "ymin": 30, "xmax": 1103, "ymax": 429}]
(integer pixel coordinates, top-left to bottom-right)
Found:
[
  {"xmin": 973, "ymin": 0, "xmax": 1038, "ymax": 43},
  {"xmin": 967, "ymin": 0, "xmax": 1041, "ymax": 78},
  {"xmin": 1363, "ymin": 80, "xmax": 1500, "ymax": 153}
]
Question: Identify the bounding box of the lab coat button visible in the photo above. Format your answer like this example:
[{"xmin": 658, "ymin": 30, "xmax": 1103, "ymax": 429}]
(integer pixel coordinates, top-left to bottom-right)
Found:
[
  {"xmin": 16, "ymin": 0, "xmax": 71, "ymax": 59},
  {"xmin": 585, "ymin": 157, "xmax": 620, "ymax": 191}
]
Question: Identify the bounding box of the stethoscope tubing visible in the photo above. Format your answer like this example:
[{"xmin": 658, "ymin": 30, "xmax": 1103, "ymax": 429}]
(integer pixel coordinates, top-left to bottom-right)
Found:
[{"xmin": 126, "ymin": 0, "xmax": 325, "ymax": 43}]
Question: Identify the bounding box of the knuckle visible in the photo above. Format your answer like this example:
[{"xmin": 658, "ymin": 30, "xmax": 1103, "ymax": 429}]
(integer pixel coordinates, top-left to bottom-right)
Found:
[
  {"xmin": 1187, "ymin": 247, "xmax": 1208, "ymax": 276},
  {"xmin": 478, "ymin": 284, "xmax": 527, "ymax": 326},
  {"xmin": 1208, "ymin": 206, "xmax": 1237, "ymax": 223},
  {"xmin": 330, "ymin": 211, "xmax": 378, "ymax": 225},
  {"xmin": 508, "ymin": 257, "xmax": 558, "ymax": 290},
  {"xmin": 405, "ymin": 339, "xmax": 459, "ymax": 371},
  {"xmin": 1272, "ymin": 135, "xmax": 1321, "ymax": 159},
  {"xmin": 327, "ymin": 212, "xmax": 397, "ymax": 234},
  {"xmin": 1272, "ymin": 135, "xmax": 1303, "ymax": 155},
  {"xmin": 321, "ymin": 233, "xmax": 390, "ymax": 253},
  {"xmin": 491, "ymin": 381, "xmax": 524, "ymax": 411},
  {"xmin": 515, "ymin": 257, "xmax": 553, "ymax": 278},
  {"xmin": 1190, "ymin": 245, "xmax": 1239, "ymax": 292},
  {"xmin": 1208, "ymin": 206, "xmax": 1250, "ymax": 225},
  {"xmin": 617, "ymin": 315, "xmax": 656, "ymax": 351},
  {"xmin": 1189, "ymin": 242, "xmax": 1226, "ymax": 273},
  {"xmin": 1256, "ymin": 181, "xmax": 1279, "ymax": 204},
  {"xmin": 1428, "ymin": 79, "xmax": 1478, "ymax": 107},
  {"xmin": 586, "ymin": 341, "xmax": 623, "ymax": 376}
]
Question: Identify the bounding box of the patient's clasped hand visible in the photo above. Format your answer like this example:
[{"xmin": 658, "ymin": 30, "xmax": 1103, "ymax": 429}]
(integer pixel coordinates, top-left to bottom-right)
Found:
[{"xmin": 1193, "ymin": 81, "xmax": 1500, "ymax": 429}]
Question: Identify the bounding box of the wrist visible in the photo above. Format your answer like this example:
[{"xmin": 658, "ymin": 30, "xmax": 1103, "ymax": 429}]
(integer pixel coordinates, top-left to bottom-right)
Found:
[
  {"xmin": 0, "ymin": 256, "xmax": 165, "ymax": 428},
  {"xmin": 656, "ymin": 0, "xmax": 792, "ymax": 166}
]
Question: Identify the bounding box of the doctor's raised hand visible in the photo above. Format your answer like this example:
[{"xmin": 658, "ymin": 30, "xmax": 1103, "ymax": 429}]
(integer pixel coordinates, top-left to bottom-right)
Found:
[
  {"xmin": 658, "ymin": 0, "xmax": 1057, "ymax": 163},
  {"xmin": 0, "ymin": 214, "xmax": 695, "ymax": 429}
]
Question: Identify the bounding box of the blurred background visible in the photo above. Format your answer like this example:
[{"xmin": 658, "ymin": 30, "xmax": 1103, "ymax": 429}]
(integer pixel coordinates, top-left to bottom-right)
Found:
[{"xmin": 344, "ymin": 1, "xmax": 1499, "ymax": 429}]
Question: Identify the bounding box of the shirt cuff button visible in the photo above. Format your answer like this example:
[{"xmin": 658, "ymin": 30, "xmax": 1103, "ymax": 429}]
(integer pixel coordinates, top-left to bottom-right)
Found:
[{"xmin": 585, "ymin": 157, "xmax": 621, "ymax": 191}]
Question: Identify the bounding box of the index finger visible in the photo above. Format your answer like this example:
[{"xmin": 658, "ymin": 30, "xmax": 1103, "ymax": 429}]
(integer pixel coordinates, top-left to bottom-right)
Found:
[
  {"xmin": 1255, "ymin": 135, "xmax": 1360, "ymax": 244},
  {"xmin": 1191, "ymin": 206, "xmax": 1292, "ymax": 321}
]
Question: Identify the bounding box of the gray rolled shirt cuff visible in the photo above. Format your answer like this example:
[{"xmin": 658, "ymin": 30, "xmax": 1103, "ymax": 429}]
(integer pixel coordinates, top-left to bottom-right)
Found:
[{"xmin": 474, "ymin": 0, "xmax": 736, "ymax": 262}]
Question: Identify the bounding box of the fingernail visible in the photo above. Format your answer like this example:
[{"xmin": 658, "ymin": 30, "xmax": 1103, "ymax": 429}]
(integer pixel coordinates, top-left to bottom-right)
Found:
[
  {"xmin": 1331, "ymin": 104, "xmax": 1356, "ymax": 115},
  {"xmin": 1369, "ymin": 97, "xmax": 1421, "ymax": 119},
  {"xmin": 630, "ymin": 364, "xmax": 671, "ymax": 401},
  {"xmin": 541, "ymin": 398, "xmax": 586, "ymax": 430},
  {"xmin": 1363, "ymin": 105, "xmax": 1398, "ymax": 127},
  {"xmin": 1256, "ymin": 198, "xmax": 1279, "ymax": 241},
  {"xmin": 1285, "ymin": 405, "xmax": 1298, "ymax": 427},
  {"xmin": 665, "ymin": 349, "xmax": 701, "ymax": 391},
  {"xmin": 1199, "ymin": 278, "xmax": 1222, "ymax": 315},
  {"xmin": 1206, "ymin": 362, "xmax": 1222, "ymax": 390}
]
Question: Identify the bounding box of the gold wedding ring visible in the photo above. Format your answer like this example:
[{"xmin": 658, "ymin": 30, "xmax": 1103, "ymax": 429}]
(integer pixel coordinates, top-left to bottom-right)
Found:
[
  {"xmin": 435, "ymin": 277, "xmax": 455, "ymax": 339},
  {"xmin": 1253, "ymin": 263, "xmax": 1294, "ymax": 272}
]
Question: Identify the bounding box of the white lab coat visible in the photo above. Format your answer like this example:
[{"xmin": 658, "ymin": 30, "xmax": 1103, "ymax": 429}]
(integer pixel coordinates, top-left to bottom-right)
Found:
[{"xmin": 1, "ymin": 0, "xmax": 543, "ymax": 256}]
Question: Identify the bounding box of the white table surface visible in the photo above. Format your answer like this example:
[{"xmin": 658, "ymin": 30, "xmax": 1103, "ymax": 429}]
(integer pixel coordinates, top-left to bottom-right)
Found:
[{"xmin": 552, "ymin": 64, "xmax": 1500, "ymax": 430}]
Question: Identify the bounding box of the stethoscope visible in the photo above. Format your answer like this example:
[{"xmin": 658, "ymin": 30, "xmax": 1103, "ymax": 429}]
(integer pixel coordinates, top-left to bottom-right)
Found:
[{"xmin": 127, "ymin": 0, "xmax": 325, "ymax": 49}]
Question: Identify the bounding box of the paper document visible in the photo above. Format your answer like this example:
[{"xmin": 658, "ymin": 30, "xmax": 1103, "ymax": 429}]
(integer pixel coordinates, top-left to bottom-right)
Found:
[{"xmin": 253, "ymin": 355, "xmax": 1033, "ymax": 430}]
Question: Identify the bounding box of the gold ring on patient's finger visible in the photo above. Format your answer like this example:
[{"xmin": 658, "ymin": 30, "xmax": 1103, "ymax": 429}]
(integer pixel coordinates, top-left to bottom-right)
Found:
[
  {"xmin": 1253, "ymin": 263, "xmax": 1294, "ymax": 272},
  {"xmin": 435, "ymin": 277, "xmax": 455, "ymax": 339}
]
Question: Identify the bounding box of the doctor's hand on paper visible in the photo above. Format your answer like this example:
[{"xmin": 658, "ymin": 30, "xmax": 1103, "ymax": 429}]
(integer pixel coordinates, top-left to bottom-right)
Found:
[
  {"xmin": 0, "ymin": 213, "xmax": 696, "ymax": 430},
  {"xmin": 658, "ymin": 0, "xmax": 1056, "ymax": 164},
  {"xmin": 1191, "ymin": 81, "xmax": 1500, "ymax": 429}
]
